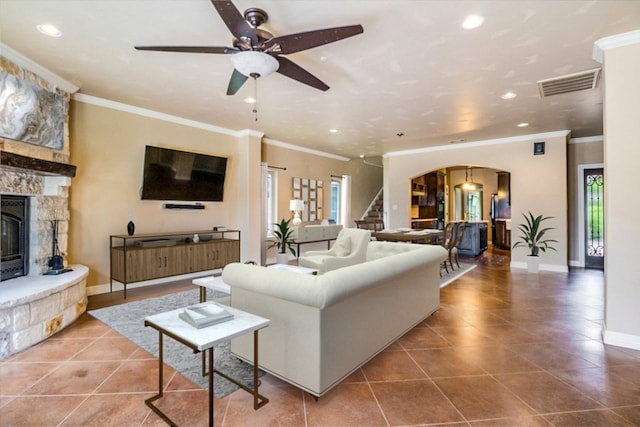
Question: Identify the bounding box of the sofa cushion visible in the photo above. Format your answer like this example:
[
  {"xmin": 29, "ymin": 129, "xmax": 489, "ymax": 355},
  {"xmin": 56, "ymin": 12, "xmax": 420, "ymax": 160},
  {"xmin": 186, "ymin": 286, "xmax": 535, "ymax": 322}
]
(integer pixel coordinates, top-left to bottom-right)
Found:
[
  {"xmin": 333, "ymin": 238, "xmax": 351, "ymax": 256},
  {"xmin": 366, "ymin": 241, "xmax": 420, "ymax": 261}
]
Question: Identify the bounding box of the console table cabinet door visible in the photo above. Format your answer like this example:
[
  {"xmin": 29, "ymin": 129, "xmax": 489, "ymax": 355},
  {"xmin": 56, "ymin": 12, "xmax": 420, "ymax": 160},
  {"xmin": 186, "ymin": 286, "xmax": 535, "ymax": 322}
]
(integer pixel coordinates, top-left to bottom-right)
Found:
[
  {"xmin": 222, "ymin": 239, "xmax": 240, "ymax": 266},
  {"xmin": 126, "ymin": 247, "xmax": 170, "ymax": 282},
  {"xmin": 189, "ymin": 241, "xmax": 217, "ymax": 272},
  {"xmin": 166, "ymin": 245, "xmax": 191, "ymax": 276}
]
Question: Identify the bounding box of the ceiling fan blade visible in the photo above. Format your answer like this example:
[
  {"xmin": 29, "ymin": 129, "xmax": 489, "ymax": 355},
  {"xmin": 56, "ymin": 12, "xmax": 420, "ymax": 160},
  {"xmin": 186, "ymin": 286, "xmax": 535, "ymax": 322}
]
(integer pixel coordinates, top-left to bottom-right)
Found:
[
  {"xmin": 211, "ymin": 0, "xmax": 258, "ymax": 46},
  {"xmin": 135, "ymin": 46, "xmax": 238, "ymax": 54},
  {"xmin": 263, "ymin": 25, "xmax": 363, "ymax": 55},
  {"xmin": 227, "ymin": 68, "xmax": 249, "ymax": 95},
  {"xmin": 276, "ymin": 56, "xmax": 329, "ymax": 91}
]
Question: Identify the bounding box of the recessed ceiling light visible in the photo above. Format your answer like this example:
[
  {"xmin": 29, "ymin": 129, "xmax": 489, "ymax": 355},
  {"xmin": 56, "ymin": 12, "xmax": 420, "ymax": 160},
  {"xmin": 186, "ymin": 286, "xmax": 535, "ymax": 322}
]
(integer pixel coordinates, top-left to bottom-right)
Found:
[
  {"xmin": 36, "ymin": 23, "xmax": 62, "ymax": 37},
  {"xmin": 462, "ymin": 15, "xmax": 484, "ymax": 30},
  {"xmin": 329, "ymin": 129, "xmax": 338, "ymax": 133},
  {"xmin": 243, "ymin": 97, "xmax": 256, "ymax": 104},
  {"xmin": 517, "ymin": 122, "xmax": 529, "ymax": 127},
  {"xmin": 501, "ymin": 92, "xmax": 517, "ymax": 100}
]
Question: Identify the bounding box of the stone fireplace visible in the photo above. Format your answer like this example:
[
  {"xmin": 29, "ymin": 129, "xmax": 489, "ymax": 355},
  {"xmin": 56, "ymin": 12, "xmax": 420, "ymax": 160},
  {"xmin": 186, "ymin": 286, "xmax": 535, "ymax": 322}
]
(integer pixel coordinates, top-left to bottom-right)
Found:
[{"xmin": 0, "ymin": 54, "xmax": 87, "ymax": 359}]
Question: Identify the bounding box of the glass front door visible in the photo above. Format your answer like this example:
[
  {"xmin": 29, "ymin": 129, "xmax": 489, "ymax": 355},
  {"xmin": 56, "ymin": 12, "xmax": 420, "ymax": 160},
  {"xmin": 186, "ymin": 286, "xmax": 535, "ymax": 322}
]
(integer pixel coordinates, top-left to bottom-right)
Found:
[{"xmin": 584, "ymin": 168, "xmax": 604, "ymax": 269}]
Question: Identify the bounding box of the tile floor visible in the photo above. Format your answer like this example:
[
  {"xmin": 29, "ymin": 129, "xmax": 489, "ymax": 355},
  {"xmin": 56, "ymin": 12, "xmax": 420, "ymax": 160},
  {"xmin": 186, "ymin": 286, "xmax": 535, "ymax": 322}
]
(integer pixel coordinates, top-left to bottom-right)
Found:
[{"xmin": 2, "ymin": 250, "xmax": 640, "ymax": 426}]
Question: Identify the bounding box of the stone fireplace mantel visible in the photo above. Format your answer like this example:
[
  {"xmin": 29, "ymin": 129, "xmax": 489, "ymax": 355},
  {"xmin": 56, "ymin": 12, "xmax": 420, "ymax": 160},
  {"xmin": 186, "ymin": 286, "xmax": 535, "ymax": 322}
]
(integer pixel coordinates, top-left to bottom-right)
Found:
[{"xmin": 0, "ymin": 150, "xmax": 77, "ymax": 177}]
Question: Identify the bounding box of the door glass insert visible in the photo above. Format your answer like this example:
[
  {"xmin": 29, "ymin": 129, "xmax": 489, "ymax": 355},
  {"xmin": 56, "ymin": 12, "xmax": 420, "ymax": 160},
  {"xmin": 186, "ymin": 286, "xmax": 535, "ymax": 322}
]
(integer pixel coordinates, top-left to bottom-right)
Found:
[{"xmin": 584, "ymin": 168, "xmax": 604, "ymax": 269}]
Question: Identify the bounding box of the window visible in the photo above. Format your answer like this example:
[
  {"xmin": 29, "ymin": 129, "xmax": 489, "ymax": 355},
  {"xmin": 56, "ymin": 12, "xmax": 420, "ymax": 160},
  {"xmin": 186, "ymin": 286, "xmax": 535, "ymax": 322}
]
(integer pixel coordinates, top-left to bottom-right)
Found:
[
  {"xmin": 266, "ymin": 169, "xmax": 277, "ymax": 236},
  {"xmin": 330, "ymin": 178, "xmax": 341, "ymax": 223}
]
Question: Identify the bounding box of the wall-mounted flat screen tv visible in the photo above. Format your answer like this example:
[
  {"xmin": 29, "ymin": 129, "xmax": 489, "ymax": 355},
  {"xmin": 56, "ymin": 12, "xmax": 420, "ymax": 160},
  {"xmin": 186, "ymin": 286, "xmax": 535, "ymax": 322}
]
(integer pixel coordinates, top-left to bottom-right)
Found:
[{"xmin": 141, "ymin": 145, "xmax": 228, "ymax": 202}]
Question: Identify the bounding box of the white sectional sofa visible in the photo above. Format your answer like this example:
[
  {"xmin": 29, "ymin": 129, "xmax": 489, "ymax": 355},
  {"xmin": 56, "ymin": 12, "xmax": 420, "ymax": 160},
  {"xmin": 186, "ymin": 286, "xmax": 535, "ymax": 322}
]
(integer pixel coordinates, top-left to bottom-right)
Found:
[{"xmin": 222, "ymin": 241, "xmax": 447, "ymax": 397}]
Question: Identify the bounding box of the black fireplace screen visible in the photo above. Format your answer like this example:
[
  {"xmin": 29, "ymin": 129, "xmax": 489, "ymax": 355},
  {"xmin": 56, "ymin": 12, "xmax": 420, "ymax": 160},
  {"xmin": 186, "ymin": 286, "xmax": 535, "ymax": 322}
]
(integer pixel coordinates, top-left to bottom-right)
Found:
[{"xmin": 1, "ymin": 195, "xmax": 29, "ymax": 281}]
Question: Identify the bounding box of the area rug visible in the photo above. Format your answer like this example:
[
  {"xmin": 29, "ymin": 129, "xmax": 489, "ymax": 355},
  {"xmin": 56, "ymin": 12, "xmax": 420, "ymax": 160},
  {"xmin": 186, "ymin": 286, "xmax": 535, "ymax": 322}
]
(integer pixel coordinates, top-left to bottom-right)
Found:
[
  {"xmin": 440, "ymin": 262, "xmax": 476, "ymax": 288},
  {"xmin": 89, "ymin": 289, "xmax": 262, "ymax": 398}
]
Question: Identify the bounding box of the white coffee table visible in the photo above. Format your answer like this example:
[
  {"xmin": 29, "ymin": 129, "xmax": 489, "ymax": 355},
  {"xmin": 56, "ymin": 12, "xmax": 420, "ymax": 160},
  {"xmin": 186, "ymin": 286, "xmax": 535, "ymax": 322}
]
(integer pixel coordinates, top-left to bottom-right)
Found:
[
  {"xmin": 144, "ymin": 304, "xmax": 269, "ymax": 427},
  {"xmin": 267, "ymin": 264, "xmax": 319, "ymax": 275},
  {"xmin": 193, "ymin": 275, "xmax": 230, "ymax": 302}
]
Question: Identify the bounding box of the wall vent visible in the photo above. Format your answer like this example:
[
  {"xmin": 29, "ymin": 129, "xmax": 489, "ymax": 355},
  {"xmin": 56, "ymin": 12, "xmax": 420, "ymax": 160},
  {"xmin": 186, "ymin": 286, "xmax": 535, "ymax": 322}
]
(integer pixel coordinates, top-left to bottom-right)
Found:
[{"xmin": 537, "ymin": 68, "xmax": 601, "ymax": 98}]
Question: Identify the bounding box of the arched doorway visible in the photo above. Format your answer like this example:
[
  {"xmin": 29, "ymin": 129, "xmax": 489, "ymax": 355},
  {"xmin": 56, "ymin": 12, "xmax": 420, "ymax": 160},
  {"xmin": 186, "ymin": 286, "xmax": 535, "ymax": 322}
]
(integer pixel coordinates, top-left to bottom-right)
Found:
[{"xmin": 410, "ymin": 165, "xmax": 511, "ymax": 254}]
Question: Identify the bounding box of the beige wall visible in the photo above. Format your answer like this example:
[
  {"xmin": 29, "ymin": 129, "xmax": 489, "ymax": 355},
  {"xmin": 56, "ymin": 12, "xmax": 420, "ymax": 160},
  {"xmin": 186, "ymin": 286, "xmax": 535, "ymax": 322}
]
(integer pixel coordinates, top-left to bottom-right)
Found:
[
  {"xmin": 600, "ymin": 40, "xmax": 640, "ymax": 346},
  {"xmin": 262, "ymin": 143, "xmax": 382, "ymax": 226},
  {"xmin": 261, "ymin": 142, "xmax": 383, "ymax": 258},
  {"xmin": 69, "ymin": 99, "xmax": 382, "ymax": 292},
  {"xmin": 69, "ymin": 100, "xmax": 243, "ymax": 289},
  {"xmin": 384, "ymin": 132, "xmax": 569, "ymax": 270}
]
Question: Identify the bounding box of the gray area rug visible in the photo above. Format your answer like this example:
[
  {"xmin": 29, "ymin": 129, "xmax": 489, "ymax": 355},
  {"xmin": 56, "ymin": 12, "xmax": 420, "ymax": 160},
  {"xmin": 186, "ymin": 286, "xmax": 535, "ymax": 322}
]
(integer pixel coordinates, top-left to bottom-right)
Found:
[
  {"xmin": 89, "ymin": 289, "xmax": 261, "ymax": 398},
  {"xmin": 440, "ymin": 262, "xmax": 476, "ymax": 288}
]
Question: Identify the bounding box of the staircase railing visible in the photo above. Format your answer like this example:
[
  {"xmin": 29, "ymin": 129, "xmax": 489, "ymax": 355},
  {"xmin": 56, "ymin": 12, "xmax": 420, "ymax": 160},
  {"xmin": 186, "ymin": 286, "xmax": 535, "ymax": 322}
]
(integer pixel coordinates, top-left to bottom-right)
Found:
[{"xmin": 359, "ymin": 187, "xmax": 384, "ymax": 221}]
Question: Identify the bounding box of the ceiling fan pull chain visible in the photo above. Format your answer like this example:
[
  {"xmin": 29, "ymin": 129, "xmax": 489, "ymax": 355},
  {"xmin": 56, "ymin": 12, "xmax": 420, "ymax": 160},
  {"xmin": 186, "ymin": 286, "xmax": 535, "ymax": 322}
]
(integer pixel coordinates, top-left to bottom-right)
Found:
[{"xmin": 252, "ymin": 74, "xmax": 259, "ymax": 121}]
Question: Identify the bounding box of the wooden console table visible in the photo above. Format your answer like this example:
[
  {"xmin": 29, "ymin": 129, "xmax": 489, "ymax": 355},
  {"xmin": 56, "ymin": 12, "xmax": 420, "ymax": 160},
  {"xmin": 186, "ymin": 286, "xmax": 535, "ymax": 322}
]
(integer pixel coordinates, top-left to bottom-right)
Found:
[{"xmin": 110, "ymin": 229, "xmax": 240, "ymax": 298}]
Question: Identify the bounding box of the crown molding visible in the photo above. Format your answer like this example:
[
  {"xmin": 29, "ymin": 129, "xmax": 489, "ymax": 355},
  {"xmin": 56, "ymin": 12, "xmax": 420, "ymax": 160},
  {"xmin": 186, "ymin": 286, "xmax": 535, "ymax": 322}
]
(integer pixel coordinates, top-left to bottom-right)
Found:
[
  {"xmin": 237, "ymin": 129, "xmax": 265, "ymax": 139},
  {"xmin": 385, "ymin": 130, "xmax": 570, "ymax": 158},
  {"xmin": 1, "ymin": 43, "xmax": 79, "ymax": 93},
  {"xmin": 73, "ymin": 93, "xmax": 238, "ymax": 136},
  {"xmin": 569, "ymin": 135, "xmax": 603, "ymax": 144},
  {"xmin": 593, "ymin": 29, "xmax": 640, "ymax": 64},
  {"xmin": 263, "ymin": 138, "xmax": 350, "ymax": 162}
]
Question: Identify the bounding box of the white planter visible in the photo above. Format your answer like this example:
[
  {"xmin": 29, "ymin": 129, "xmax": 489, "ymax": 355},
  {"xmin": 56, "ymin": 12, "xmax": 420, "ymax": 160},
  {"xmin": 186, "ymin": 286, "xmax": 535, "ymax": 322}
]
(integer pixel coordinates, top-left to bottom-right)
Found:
[
  {"xmin": 526, "ymin": 255, "xmax": 540, "ymax": 273},
  {"xmin": 276, "ymin": 252, "xmax": 289, "ymax": 265}
]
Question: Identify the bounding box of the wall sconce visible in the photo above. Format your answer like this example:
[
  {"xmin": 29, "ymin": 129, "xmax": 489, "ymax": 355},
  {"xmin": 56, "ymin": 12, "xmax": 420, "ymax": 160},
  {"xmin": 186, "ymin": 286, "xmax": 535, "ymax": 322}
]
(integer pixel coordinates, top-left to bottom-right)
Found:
[{"xmin": 290, "ymin": 199, "xmax": 304, "ymax": 226}]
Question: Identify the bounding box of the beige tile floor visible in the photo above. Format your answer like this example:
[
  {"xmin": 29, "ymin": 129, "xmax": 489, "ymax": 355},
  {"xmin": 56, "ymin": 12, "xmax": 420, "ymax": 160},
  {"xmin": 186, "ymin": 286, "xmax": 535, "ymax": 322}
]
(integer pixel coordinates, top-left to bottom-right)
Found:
[{"xmin": 2, "ymin": 250, "xmax": 640, "ymax": 426}]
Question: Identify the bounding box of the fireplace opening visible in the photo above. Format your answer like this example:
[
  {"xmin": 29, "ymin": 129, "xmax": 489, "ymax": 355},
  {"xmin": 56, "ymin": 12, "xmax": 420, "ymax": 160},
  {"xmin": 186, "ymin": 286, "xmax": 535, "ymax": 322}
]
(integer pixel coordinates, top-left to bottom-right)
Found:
[{"xmin": 1, "ymin": 195, "xmax": 29, "ymax": 281}]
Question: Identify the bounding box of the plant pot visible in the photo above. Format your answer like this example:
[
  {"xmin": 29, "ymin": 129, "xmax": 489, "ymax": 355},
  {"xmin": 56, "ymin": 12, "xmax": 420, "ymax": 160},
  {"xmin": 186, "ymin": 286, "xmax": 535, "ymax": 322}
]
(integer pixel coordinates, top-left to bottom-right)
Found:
[
  {"xmin": 526, "ymin": 255, "xmax": 540, "ymax": 273},
  {"xmin": 276, "ymin": 252, "xmax": 289, "ymax": 265}
]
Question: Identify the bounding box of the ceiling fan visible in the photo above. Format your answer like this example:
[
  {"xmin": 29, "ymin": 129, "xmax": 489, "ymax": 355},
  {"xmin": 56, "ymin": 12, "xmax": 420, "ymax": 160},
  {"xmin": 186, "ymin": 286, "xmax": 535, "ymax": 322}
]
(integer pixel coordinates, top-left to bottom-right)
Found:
[{"xmin": 135, "ymin": 0, "xmax": 363, "ymax": 95}]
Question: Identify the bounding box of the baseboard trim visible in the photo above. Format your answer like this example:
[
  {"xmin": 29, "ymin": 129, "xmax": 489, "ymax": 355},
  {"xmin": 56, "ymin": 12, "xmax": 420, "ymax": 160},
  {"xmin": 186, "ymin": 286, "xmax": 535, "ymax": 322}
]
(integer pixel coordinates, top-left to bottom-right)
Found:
[
  {"xmin": 569, "ymin": 259, "xmax": 584, "ymax": 267},
  {"xmin": 87, "ymin": 269, "xmax": 222, "ymax": 296},
  {"xmin": 602, "ymin": 323, "xmax": 640, "ymax": 351}
]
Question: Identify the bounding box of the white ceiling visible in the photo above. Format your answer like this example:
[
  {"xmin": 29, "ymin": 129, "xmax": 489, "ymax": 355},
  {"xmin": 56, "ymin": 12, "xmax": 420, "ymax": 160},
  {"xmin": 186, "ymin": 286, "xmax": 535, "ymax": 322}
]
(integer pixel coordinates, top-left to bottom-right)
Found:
[{"xmin": 1, "ymin": 1, "xmax": 639, "ymax": 159}]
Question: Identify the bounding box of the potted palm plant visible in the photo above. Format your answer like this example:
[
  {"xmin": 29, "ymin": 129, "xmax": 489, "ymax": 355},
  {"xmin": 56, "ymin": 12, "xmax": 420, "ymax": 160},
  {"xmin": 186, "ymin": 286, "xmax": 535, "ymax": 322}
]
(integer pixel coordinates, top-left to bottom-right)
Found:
[
  {"xmin": 269, "ymin": 218, "xmax": 297, "ymax": 264},
  {"xmin": 512, "ymin": 212, "xmax": 558, "ymax": 273}
]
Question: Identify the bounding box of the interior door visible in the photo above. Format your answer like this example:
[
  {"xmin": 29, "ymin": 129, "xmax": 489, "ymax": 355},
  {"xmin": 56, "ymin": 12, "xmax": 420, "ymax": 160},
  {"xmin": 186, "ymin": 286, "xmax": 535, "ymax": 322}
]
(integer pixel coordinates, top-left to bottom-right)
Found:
[{"xmin": 584, "ymin": 167, "xmax": 604, "ymax": 269}]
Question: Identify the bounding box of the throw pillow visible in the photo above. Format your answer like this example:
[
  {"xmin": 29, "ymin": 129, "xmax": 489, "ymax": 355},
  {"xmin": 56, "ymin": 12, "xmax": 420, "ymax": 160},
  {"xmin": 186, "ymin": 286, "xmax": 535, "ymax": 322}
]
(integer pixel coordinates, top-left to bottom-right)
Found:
[{"xmin": 334, "ymin": 238, "xmax": 351, "ymax": 257}]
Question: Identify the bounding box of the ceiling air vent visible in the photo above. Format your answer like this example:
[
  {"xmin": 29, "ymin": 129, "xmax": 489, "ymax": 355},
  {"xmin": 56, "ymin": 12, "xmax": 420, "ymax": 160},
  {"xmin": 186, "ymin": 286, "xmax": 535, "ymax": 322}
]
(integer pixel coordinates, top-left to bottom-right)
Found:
[{"xmin": 537, "ymin": 68, "xmax": 601, "ymax": 98}]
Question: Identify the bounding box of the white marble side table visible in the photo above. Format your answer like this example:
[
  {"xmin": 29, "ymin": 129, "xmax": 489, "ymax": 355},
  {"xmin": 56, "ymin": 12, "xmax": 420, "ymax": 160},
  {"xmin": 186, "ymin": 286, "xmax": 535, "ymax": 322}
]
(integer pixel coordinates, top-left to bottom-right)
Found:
[{"xmin": 144, "ymin": 304, "xmax": 269, "ymax": 427}]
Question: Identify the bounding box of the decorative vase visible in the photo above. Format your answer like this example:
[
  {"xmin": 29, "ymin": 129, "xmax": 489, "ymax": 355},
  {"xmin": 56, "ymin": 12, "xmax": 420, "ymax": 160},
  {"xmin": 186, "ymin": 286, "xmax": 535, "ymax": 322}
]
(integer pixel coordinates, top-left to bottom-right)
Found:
[
  {"xmin": 526, "ymin": 255, "xmax": 540, "ymax": 273},
  {"xmin": 127, "ymin": 220, "xmax": 135, "ymax": 236},
  {"xmin": 276, "ymin": 252, "xmax": 289, "ymax": 265},
  {"xmin": 193, "ymin": 234, "xmax": 200, "ymax": 243}
]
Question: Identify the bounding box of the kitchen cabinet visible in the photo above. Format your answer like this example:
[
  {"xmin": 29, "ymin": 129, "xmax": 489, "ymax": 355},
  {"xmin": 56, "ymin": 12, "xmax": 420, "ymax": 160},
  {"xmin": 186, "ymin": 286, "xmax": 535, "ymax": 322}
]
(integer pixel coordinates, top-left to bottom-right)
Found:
[
  {"xmin": 496, "ymin": 219, "xmax": 511, "ymax": 250},
  {"xmin": 457, "ymin": 221, "xmax": 488, "ymax": 257}
]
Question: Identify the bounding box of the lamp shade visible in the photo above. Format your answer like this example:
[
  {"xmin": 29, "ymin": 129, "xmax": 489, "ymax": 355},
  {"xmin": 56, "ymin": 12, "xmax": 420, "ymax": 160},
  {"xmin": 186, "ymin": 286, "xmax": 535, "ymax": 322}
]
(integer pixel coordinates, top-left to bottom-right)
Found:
[
  {"xmin": 230, "ymin": 51, "xmax": 279, "ymax": 78},
  {"xmin": 290, "ymin": 199, "xmax": 304, "ymax": 211}
]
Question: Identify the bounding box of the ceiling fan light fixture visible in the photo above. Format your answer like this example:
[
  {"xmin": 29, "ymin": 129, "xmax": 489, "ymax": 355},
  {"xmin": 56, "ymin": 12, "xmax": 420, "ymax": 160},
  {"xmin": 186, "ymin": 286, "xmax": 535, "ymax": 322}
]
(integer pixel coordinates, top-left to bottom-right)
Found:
[
  {"xmin": 230, "ymin": 51, "xmax": 279, "ymax": 78},
  {"xmin": 36, "ymin": 23, "xmax": 62, "ymax": 37},
  {"xmin": 462, "ymin": 15, "xmax": 484, "ymax": 30}
]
